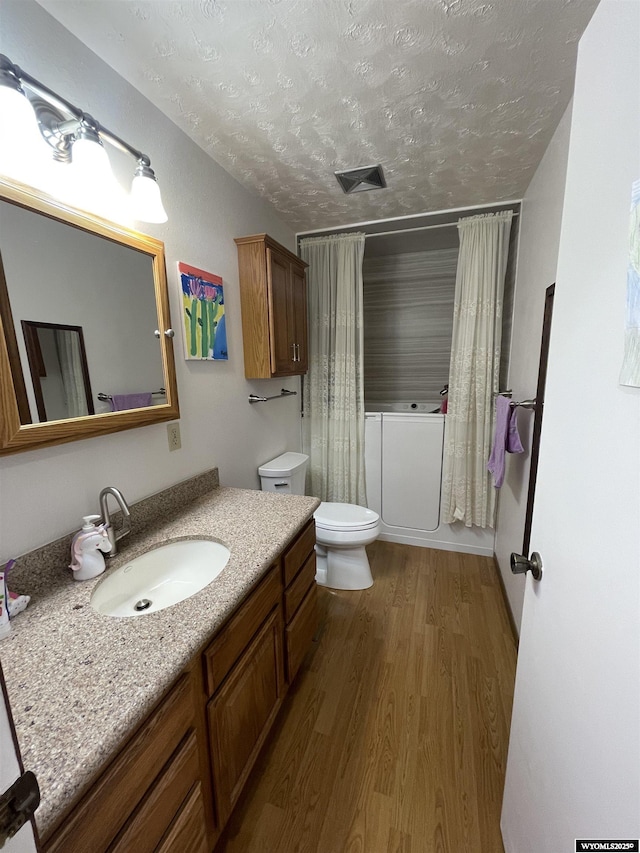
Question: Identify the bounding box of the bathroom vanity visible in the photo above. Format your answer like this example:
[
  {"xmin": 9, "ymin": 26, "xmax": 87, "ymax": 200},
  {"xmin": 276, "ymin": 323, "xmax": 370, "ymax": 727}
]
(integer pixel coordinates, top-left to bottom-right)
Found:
[{"xmin": 1, "ymin": 473, "xmax": 319, "ymax": 852}]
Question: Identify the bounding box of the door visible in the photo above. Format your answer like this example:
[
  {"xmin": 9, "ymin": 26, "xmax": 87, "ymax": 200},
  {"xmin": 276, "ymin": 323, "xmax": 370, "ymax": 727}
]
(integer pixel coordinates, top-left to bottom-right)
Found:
[
  {"xmin": 501, "ymin": 3, "xmax": 640, "ymax": 850},
  {"xmin": 266, "ymin": 248, "xmax": 293, "ymax": 375},
  {"xmin": 1, "ymin": 665, "xmax": 38, "ymax": 852},
  {"xmin": 522, "ymin": 283, "xmax": 554, "ymax": 556},
  {"xmin": 207, "ymin": 607, "xmax": 284, "ymax": 826},
  {"xmin": 381, "ymin": 413, "xmax": 444, "ymax": 531}
]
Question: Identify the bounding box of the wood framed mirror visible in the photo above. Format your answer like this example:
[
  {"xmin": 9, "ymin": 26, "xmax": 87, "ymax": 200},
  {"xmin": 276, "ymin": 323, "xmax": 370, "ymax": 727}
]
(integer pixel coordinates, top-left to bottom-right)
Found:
[{"xmin": 0, "ymin": 177, "xmax": 179, "ymax": 455}]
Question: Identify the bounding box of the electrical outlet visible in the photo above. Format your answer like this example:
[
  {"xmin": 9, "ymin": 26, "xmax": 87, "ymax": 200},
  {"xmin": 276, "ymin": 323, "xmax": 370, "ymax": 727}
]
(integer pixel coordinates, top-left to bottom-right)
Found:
[{"xmin": 167, "ymin": 422, "xmax": 181, "ymax": 451}]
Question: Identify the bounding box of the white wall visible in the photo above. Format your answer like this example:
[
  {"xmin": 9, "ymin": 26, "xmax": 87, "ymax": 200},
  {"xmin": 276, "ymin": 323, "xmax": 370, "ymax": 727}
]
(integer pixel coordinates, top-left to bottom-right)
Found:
[
  {"xmin": 502, "ymin": 0, "xmax": 640, "ymax": 847},
  {"xmin": 0, "ymin": 1, "xmax": 302, "ymax": 560},
  {"xmin": 493, "ymin": 106, "xmax": 573, "ymax": 632}
]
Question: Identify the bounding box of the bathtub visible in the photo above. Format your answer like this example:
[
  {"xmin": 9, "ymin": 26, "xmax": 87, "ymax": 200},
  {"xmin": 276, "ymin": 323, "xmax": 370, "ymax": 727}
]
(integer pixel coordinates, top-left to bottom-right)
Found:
[
  {"xmin": 365, "ymin": 400, "xmax": 442, "ymax": 414},
  {"xmin": 364, "ymin": 408, "xmax": 495, "ymax": 556}
]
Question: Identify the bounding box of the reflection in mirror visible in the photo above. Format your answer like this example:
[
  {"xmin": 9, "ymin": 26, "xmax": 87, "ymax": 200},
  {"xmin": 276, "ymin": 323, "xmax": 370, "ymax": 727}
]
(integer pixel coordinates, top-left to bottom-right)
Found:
[
  {"xmin": 0, "ymin": 195, "xmax": 166, "ymax": 425},
  {"xmin": 21, "ymin": 321, "xmax": 94, "ymax": 422},
  {"xmin": 0, "ymin": 178, "xmax": 179, "ymax": 456}
]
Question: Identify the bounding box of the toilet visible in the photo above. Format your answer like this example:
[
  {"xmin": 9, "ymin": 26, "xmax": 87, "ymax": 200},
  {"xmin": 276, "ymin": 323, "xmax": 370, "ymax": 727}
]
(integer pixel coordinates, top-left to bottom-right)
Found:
[{"xmin": 258, "ymin": 452, "xmax": 380, "ymax": 590}]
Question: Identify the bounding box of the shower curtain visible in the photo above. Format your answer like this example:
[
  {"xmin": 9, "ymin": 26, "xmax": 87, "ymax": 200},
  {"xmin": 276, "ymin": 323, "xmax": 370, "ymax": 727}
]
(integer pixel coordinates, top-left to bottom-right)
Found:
[
  {"xmin": 299, "ymin": 232, "xmax": 367, "ymax": 505},
  {"xmin": 441, "ymin": 211, "xmax": 513, "ymax": 528},
  {"xmin": 54, "ymin": 329, "xmax": 89, "ymax": 419}
]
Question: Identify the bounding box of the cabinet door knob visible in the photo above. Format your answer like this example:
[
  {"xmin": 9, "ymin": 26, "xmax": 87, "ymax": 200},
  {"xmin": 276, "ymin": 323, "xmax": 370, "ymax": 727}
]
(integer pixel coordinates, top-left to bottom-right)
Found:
[{"xmin": 155, "ymin": 329, "xmax": 175, "ymax": 339}]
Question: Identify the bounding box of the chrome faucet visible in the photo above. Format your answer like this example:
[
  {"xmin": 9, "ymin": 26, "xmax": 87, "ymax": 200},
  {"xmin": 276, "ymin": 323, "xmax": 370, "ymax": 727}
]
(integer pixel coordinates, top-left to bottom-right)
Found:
[{"xmin": 99, "ymin": 486, "xmax": 131, "ymax": 557}]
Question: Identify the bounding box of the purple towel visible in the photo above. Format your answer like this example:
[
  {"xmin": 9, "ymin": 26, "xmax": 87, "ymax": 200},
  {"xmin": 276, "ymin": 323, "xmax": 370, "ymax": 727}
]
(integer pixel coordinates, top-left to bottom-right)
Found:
[
  {"xmin": 110, "ymin": 392, "xmax": 153, "ymax": 412},
  {"xmin": 487, "ymin": 396, "xmax": 524, "ymax": 488}
]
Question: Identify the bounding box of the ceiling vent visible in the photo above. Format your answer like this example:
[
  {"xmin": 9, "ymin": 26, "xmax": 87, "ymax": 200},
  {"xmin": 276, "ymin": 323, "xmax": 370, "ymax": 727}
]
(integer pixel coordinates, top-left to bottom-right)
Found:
[{"xmin": 334, "ymin": 164, "xmax": 386, "ymax": 194}]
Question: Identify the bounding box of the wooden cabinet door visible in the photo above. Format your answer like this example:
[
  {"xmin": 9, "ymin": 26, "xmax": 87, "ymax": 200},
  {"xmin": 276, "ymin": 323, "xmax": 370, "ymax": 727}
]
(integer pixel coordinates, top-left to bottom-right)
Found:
[
  {"xmin": 207, "ymin": 606, "xmax": 285, "ymax": 826},
  {"xmin": 291, "ymin": 263, "xmax": 308, "ymax": 373},
  {"xmin": 285, "ymin": 584, "xmax": 318, "ymax": 684},
  {"xmin": 266, "ymin": 248, "xmax": 294, "ymax": 375},
  {"xmin": 156, "ymin": 783, "xmax": 208, "ymax": 853}
]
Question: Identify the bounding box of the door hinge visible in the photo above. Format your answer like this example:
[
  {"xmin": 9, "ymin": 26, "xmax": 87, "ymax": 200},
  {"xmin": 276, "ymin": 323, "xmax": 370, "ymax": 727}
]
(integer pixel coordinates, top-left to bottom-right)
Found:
[{"xmin": 0, "ymin": 771, "xmax": 40, "ymax": 846}]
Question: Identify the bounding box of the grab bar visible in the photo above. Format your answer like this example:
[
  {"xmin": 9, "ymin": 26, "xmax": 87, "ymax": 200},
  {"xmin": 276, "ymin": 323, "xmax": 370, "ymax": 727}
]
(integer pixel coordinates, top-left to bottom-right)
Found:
[{"xmin": 248, "ymin": 389, "xmax": 297, "ymax": 404}]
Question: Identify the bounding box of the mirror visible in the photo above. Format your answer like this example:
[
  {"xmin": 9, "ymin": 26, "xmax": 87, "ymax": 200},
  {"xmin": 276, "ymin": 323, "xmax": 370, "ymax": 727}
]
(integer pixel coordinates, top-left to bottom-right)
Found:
[{"xmin": 0, "ymin": 178, "xmax": 179, "ymax": 455}]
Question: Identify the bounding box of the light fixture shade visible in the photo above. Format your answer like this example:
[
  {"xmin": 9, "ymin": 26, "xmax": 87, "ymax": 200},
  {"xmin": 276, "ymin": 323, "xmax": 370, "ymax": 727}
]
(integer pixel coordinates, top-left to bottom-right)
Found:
[
  {"xmin": 66, "ymin": 133, "xmax": 129, "ymax": 220},
  {"xmin": 0, "ymin": 84, "xmax": 50, "ymax": 186},
  {"xmin": 72, "ymin": 135, "xmax": 113, "ymax": 187},
  {"xmin": 130, "ymin": 172, "xmax": 168, "ymax": 223}
]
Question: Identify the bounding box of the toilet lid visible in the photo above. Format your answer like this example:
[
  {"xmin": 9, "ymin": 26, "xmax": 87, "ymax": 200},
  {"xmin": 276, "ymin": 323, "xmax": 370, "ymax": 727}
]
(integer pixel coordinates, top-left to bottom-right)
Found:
[{"xmin": 314, "ymin": 502, "xmax": 380, "ymax": 531}]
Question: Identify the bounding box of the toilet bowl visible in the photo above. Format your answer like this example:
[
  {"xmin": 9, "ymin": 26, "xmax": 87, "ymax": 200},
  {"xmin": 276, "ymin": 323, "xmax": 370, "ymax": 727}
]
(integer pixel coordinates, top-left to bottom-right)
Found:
[
  {"xmin": 313, "ymin": 502, "xmax": 379, "ymax": 590},
  {"xmin": 258, "ymin": 452, "xmax": 380, "ymax": 590}
]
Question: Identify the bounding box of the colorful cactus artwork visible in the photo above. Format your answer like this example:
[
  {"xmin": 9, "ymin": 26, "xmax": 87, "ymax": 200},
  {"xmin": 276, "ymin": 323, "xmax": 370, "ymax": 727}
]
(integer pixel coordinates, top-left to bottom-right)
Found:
[{"xmin": 178, "ymin": 262, "xmax": 228, "ymax": 361}]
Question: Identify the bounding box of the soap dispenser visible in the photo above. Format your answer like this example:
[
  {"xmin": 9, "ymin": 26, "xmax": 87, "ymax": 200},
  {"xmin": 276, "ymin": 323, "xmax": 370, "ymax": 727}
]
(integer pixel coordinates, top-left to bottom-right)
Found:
[{"xmin": 69, "ymin": 515, "xmax": 112, "ymax": 581}]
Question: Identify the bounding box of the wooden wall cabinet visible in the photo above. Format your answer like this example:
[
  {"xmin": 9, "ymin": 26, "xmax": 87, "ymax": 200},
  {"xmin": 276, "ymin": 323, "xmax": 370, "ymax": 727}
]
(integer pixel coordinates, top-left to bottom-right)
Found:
[
  {"xmin": 41, "ymin": 523, "xmax": 318, "ymax": 853},
  {"xmin": 234, "ymin": 234, "xmax": 308, "ymax": 379}
]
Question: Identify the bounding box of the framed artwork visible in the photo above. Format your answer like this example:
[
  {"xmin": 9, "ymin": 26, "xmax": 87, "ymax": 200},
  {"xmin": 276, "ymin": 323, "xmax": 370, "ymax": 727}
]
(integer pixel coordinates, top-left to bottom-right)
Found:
[{"xmin": 178, "ymin": 262, "xmax": 228, "ymax": 361}]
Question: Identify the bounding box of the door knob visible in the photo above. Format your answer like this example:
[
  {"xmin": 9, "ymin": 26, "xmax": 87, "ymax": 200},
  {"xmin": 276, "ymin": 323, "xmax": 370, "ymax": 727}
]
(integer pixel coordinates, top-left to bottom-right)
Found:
[{"xmin": 510, "ymin": 551, "xmax": 543, "ymax": 581}]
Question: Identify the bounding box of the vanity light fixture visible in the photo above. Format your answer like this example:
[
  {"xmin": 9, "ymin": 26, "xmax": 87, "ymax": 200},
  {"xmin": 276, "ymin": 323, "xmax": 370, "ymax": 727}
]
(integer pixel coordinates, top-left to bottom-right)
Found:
[{"xmin": 0, "ymin": 54, "xmax": 168, "ymax": 223}]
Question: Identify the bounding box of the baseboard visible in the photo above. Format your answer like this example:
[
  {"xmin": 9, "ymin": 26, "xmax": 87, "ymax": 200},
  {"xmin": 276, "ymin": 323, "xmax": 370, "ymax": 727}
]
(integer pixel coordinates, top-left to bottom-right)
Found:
[
  {"xmin": 493, "ymin": 553, "xmax": 520, "ymax": 646},
  {"xmin": 378, "ymin": 531, "xmax": 494, "ymax": 557}
]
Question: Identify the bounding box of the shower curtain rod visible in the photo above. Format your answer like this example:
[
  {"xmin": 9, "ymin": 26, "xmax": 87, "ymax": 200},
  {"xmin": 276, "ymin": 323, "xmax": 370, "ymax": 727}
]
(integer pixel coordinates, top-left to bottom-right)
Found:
[{"xmin": 364, "ymin": 211, "xmax": 519, "ymax": 240}]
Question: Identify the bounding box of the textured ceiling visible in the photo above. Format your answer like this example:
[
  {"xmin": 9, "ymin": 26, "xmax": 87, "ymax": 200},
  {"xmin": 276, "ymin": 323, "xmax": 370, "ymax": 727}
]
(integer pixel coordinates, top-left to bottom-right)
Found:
[{"xmin": 37, "ymin": 0, "xmax": 600, "ymax": 231}]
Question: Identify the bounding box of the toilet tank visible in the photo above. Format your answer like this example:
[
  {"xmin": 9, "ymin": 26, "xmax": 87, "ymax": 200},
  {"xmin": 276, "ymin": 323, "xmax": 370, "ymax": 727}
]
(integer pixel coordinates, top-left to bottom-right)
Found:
[{"xmin": 258, "ymin": 452, "xmax": 309, "ymax": 495}]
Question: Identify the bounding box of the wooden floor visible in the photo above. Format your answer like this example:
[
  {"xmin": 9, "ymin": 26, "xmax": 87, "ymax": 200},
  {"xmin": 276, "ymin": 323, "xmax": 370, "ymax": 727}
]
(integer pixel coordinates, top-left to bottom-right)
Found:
[{"xmin": 216, "ymin": 540, "xmax": 518, "ymax": 853}]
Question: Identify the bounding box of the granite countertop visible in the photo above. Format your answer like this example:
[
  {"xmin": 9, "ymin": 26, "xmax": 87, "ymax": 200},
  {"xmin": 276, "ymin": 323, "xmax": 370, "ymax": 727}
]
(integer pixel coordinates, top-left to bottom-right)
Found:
[{"xmin": 0, "ymin": 483, "xmax": 319, "ymax": 837}]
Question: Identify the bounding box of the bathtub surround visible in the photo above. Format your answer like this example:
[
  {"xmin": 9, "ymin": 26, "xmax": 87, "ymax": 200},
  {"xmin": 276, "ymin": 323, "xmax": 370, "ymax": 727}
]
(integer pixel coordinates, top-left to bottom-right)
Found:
[
  {"xmin": 365, "ymin": 409, "xmax": 495, "ymax": 556},
  {"xmin": 301, "ymin": 233, "xmax": 367, "ymax": 505},
  {"xmin": 363, "ymin": 247, "xmax": 458, "ymax": 407},
  {"xmin": 441, "ymin": 211, "xmax": 514, "ymax": 528}
]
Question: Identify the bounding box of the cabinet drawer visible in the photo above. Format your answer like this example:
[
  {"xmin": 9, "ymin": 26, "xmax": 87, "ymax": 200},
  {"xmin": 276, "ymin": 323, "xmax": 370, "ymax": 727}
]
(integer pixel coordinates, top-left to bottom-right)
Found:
[
  {"xmin": 155, "ymin": 783, "xmax": 208, "ymax": 853},
  {"xmin": 110, "ymin": 730, "xmax": 200, "ymax": 853},
  {"xmin": 204, "ymin": 564, "xmax": 281, "ymax": 697},
  {"xmin": 44, "ymin": 673, "xmax": 194, "ymax": 853},
  {"xmin": 285, "ymin": 584, "xmax": 318, "ymax": 684},
  {"xmin": 283, "ymin": 519, "xmax": 315, "ymax": 586},
  {"xmin": 284, "ymin": 550, "xmax": 316, "ymax": 623}
]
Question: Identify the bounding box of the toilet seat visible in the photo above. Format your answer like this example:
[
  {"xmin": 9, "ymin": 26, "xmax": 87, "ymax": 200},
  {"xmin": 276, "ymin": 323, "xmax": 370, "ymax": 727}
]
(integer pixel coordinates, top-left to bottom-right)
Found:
[{"xmin": 314, "ymin": 502, "xmax": 380, "ymax": 532}]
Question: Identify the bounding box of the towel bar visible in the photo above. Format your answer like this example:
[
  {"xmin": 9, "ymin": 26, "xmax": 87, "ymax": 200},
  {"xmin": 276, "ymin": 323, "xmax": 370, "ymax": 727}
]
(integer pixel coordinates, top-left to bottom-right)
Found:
[
  {"xmin": 248, "ymin": 389, "xmax": 297, "ymax": 404},
  {"xmin": 97, "ymin": 388, "xmax": 166, "ymax": 402},
  {"xmin": 510, "ymin": 398, "xmax": 537, "ymax": 411},
  {"xmin": 494, "ymin": 391, "xmax": 536, "ymax": 411}
]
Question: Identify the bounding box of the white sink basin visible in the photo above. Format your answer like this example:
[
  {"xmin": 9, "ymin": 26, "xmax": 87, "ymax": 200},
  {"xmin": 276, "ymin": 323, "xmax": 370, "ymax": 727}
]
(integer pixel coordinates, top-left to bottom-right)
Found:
[{"xmin": 91, "ymin": 539, "xmax": 230, "ymax": 618}]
